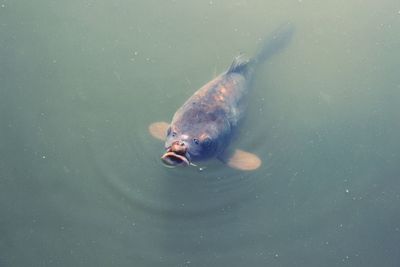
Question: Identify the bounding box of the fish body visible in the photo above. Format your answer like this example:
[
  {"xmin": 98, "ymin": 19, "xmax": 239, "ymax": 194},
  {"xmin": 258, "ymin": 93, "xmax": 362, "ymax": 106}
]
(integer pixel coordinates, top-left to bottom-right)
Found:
[
  {"xmin": 164, "ymin": 58, "xmax": 251, "ymax": 165},
  {"xmin": 150, "ymin": 24, "xmax": 294, "ymax": 170}
]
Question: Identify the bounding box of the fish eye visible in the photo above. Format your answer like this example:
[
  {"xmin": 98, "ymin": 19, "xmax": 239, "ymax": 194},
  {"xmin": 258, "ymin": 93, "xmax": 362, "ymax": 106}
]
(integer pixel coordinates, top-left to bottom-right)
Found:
[
  {"xmin": 172, "ymin": 131, "xmax": 177, "ymax": 137},
  {"xmin": 203, "ymin": 137, "xmax": 212, "ymax": 146},
  {"xmin": 193, "ymin": 138, "xmax": 200, "ymax": 145}
]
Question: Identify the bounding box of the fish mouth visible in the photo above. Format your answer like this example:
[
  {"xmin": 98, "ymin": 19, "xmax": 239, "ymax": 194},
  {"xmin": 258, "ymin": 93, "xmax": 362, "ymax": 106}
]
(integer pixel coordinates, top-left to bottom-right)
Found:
[{"xmin": 161, "ymin": 151, "xmax": 190, "ymax": 168}]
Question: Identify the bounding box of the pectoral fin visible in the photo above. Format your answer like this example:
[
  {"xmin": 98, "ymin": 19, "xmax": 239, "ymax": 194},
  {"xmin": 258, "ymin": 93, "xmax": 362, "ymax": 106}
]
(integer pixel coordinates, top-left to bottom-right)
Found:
[
  {"xmin": 148, "ymin": 121, "xmax": 169, "ymax": 141},
  {"xmin": 224, "ymin": 149, "xmax": 262, "ymax": 171}
]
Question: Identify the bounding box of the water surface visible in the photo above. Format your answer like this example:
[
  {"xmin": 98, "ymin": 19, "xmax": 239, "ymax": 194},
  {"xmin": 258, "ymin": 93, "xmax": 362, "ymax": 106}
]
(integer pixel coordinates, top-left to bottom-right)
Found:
[{"xmin": 1, "ymin": 1, "xmax": 400, "ymax": 266}]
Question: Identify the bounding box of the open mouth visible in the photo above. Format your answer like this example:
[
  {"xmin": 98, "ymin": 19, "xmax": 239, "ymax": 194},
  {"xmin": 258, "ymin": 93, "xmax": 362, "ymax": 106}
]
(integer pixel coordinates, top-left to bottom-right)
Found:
[{"xmin": 161, "ymin": 151, "xmax": 190, "ymax": 168}]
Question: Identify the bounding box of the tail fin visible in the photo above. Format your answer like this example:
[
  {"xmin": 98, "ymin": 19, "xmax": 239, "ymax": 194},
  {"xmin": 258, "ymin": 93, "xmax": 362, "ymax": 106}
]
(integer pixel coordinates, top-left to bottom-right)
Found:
[
  {"xmin": 226, "ymin": 23, "xmax": 294, "ymax": 76},
  {"xmin": 251, "ymin": 22, "xmax": 295, "ymax": 67}
]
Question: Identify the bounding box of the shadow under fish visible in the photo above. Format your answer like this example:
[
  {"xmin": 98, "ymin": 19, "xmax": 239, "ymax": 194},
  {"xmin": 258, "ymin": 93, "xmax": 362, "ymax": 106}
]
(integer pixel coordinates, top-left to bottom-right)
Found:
[{"xmin": 149, "ymin": 23, "xmax": 295, "ymax": 171}]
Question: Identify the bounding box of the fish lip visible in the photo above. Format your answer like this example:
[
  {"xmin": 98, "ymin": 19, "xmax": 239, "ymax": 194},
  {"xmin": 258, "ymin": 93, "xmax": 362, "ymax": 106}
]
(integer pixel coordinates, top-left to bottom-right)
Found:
[{"xmin": 161, "ymin": 151, "xmax": 190, "ymax": 168}]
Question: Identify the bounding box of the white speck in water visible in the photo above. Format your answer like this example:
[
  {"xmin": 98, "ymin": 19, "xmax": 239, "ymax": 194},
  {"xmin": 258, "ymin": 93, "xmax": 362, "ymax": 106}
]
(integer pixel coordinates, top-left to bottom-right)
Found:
[
  {"xmin": 345, "ymin": 189, "xmax": 349, "ymax": 193},
  {"xmin": 42, "ymin": 155, "xmax": 46, "ymax": 159},
  {"xmin": 209, "ymin": 1, "xmax": 213, "ymax": 5},
  {"xmin": 1, "ymin": 4, "xmax": 5, "ymax": 8},
  {"xmin": 134, "ymin": 51, "xmax": 138, "ymax": 56},
  {"xmin": 274, "ymin": 253, "xmax": 279, "ymax": 258}
]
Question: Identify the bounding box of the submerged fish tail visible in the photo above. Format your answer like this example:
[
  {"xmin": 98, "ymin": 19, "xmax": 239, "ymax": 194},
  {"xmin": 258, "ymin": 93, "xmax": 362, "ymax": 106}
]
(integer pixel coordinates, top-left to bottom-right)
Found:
[
  {"xmin": 251, "ymin": 22, "xmax": 295, "ymax": 67},
  {"xmin": 226, "ymin": 23, "xmax": 294, "ymax": 78}
]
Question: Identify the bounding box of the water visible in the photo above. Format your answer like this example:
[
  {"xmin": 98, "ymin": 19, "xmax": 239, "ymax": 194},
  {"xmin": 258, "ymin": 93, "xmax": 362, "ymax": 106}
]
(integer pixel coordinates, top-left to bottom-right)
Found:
[{"xmin": 1, "ymin": 1, "xmax": 400, "ymax": 266}]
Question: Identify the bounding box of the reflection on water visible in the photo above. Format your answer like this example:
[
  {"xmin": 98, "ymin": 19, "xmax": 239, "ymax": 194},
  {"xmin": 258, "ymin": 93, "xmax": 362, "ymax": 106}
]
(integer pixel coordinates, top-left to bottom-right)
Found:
[{"xmin": 1, "ymin": 0, "xmax": 400, "ymax": 266}]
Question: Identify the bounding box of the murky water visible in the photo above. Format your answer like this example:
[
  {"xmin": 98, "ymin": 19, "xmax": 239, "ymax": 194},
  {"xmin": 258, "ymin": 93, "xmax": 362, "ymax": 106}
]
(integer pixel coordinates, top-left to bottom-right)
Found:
[{"xmin": 1, "ymin": 1, "xmax": 400, "ymax": 266}]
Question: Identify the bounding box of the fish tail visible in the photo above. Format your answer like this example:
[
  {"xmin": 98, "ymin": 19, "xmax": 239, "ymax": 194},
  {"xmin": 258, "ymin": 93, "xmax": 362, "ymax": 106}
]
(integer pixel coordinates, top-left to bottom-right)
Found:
[
  {"xmin": 226, "ymin": 23, "xmax": 294, "ymax": 77},
  {"xmin": 252, "ymin": 22, "xmax": 295, "ymax": 67}
]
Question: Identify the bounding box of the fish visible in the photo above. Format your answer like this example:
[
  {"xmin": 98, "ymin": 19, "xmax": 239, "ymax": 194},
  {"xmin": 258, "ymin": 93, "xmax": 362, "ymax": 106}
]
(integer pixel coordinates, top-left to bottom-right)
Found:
[{"xmin": 149, "ymin": 24, "xmax": 294, "ymax": 170}]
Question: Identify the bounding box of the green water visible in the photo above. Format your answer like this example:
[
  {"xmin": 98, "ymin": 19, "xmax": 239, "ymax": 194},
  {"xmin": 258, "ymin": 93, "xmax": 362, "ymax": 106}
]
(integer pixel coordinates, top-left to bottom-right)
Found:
[{"xmin": 1, "ymin": 1, "xmax": 400, "ymax": 266}]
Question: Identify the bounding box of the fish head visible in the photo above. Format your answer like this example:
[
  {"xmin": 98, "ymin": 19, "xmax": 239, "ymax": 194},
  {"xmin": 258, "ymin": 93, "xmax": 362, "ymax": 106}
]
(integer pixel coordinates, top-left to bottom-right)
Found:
[{"xmin": 162, "ymin": 120, "xmax": 228, "ymax": 167}]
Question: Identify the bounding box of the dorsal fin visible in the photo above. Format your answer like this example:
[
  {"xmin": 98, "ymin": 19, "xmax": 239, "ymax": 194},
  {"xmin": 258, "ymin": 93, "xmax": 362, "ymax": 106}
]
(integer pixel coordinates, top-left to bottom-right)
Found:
[{"xmin": 227, "ymin": 54, "xmax": 250, "ymax": 74}]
